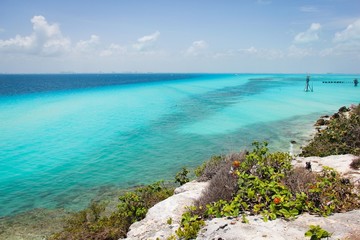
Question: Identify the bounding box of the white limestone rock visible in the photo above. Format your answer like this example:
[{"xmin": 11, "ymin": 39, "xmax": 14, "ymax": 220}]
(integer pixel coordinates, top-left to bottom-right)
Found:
[
  {"xmin": 123, "ymin": 154, "xmax": 360, "ymax": 239},
  {"xmin": 197, "ymin": 210, "xmax": 360, "ymax": 240},
  {"xmin": 294, "ymin": 154, "xmax": 360, "ymax": 184},
  {"xmin": 124, "ymin": 181, "xmax": 209, "ymax": 240}
]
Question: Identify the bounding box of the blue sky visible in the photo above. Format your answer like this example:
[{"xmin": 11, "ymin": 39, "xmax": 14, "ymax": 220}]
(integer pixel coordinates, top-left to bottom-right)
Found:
[{"xmin": 0, "ymin": 0, "xmax": 359, "ymax": 73}]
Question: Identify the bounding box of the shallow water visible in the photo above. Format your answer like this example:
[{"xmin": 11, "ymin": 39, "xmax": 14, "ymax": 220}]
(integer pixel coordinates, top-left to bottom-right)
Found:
[{"xmin": 0, "ymin": 73, "xmax": 359, "ymax": 218}]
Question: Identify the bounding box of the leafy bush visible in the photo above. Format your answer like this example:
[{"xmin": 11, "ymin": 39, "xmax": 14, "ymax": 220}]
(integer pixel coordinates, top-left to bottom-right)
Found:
[
  {"xmin": 175, "ymin": 167, "xmax": 190, "ymax": 186},
  {"xmin": 305, "ymin": 166, "xmax": 360, "ymax": 216},
  {"xmin": 176, "ymin": 142, "xmax": 360, "ymax": 239},
  {"xmin": 195, "ymin": 152, "xmax": 247, "ymax": 181},
  {"xmin": 305, "ymin": 225, "xmax": 332, "ymax": 240},
  {"xmin": 49, "ymin": 201, "xmax": 125, "ymax": 240},
  {"xmin": 50, "ymin": 182, "xmax": 173, "ymax": 240},
  {"xmin": 301, "ymin": 104, "xmax": 360, "ymax": 157},
  {"xmin": 283, "ymin": 167, "xmax": 316, "ymax": 195},
  {"xmin": 175, "ymin": 207, "xmax": 204, "ymax": 240},
  {"xmin": 195, "ymin": 155, "xmax": 225, "ymax": 181},
  {"xmin": 194, "ymin": 158, "xmax": 239, "ymax": 216}
]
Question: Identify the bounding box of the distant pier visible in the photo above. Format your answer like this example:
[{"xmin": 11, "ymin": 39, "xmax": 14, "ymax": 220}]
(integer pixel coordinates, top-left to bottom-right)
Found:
[
  {"xmin": 322, "ymin": 81, "xmax": 347, "ymax": 84},
  {"xmin": 304, "ymin": 76, "xmax": 358, "ymax": 91},
  {"xmin": 322, "ymin": 78, "xmax": 358, "ymax": 87}
]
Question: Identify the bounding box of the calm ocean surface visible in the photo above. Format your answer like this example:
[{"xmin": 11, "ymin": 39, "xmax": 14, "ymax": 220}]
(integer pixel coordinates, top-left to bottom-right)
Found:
[{"xmin": 0, "ymin": 73, "xmax": 359, "ymax": 217}]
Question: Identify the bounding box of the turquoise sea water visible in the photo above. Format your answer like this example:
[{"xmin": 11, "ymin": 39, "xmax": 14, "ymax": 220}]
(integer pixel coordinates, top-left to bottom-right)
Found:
[{"xmin": 0, "ymin": 73, "xmax": 359, "ymax": 217}]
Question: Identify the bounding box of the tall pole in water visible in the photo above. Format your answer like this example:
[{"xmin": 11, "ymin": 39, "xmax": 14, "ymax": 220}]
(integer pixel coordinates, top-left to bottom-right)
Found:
[{"xmin": 304, "ymin": 75, "xmax": 313, "ymax": 92}]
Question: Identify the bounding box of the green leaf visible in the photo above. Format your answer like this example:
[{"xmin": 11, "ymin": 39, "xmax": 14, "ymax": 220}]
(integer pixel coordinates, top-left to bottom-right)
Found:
[{"xmin": 247, "ymin": 189, "xmax": 255, "ymax": 199}]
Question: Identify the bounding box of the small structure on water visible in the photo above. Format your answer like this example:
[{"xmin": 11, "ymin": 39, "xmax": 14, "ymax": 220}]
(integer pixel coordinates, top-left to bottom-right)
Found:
[
  {"xmin": 304, "ymin": 75, "xmax": 313, "ymax": 92},
  {"xmin": 354, "ymin": 78, "xmax": 359, "ymax": 87}
]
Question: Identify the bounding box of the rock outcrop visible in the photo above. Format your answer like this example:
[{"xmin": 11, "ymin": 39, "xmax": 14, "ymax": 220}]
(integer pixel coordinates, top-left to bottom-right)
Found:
[
  {"xmin": 197, "ymin": 210, "xmax": 360, "ymax": 240},
  {"xmin": 125, "ymin": 154, "xmax": 360, "ymax": 239},
  {"xmin": 125, "ymin": 181, "xmax": 209, "ymax": 240},
  {"xmin": 294, "ymin": 154, "xmax": 360, "ymax": 184}
]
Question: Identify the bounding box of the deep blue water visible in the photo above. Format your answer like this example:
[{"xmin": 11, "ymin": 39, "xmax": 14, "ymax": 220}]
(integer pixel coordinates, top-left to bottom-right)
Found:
[
  {"xmin": 0, "ymin": 73, "xmax": 200, "ymax": 95},
  {"xmin": 0, "ymin": 73, "xmax": 359, "ymax": 217}
]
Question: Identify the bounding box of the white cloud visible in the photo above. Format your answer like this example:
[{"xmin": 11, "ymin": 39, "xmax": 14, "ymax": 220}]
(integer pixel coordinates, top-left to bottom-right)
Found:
[
  {"xmin": 300, "ymin": 6, "xmax": 318, "ymax": 13},
  {"xmin": 238, "ymin": 47, "xmax": 284, "ymax": 60},
  {"xmin": 294, "ymin": 23, "xmax": 321, "ymax": 44},
  {"xmin": 287, "ymin": 45, "xmax": 313, "ymax": 58},
  {"xmin": 238, "ymin": 46, "xmax": 258, "ymax": 54},
  {"xmin": 75, "ymin": 35, "xmax": 100, "ymax": 54},
  {"xmin": 99, "ymin": 43, "xmax": 126, "ymax": 57},
  {"xmin": 321, "ymin": 19, "xmax": 360, "ymax": 58},
  {"xmin": 213, "ymin": 46, "xmax": 285, "ymax": 60},
  {"xmin": 185, "ymin": 40, "xmax": 208, "ymax": 56},
  {"xmin": 0, "ymin": 15, "xmax": 70, "ymax": 56},
  {"xmin": 133, "ymin": 31, "xmax": 160, "ymax": 51},
  {"xmin": 333, "ymin": 18, "xmax": 360, "ymax": 42}
]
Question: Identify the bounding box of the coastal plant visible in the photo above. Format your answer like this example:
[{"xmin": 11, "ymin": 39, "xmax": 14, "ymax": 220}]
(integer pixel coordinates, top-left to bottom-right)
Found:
[
  {"xmin": 176, "ymin": 141, "xmax": 360, "ymax": 239},
  {"xmin": 195, "ymin": 152, "xmax": 246, "ymax": 182},
  {"xmin": 350, "ymin": 156, "xmax": 360, "ymax": 170},
  {"xmin": 301, "ymin": 104, "xmax": 360, "ymax": 157},
  {"xmin": 175, "ymin": 167, "xmax": 190, "ymax": 186},
  {"xmin": 50, "ymin": 182, "xmax": 173, "ymax": 240},
  {"xmin": 176, "ymin": 207, "xmax": 205, "ymax": 240},
  {"xmin": 241, "ymin": 213, "xmax": 249, "ymax": 223},
  {"xmin": 283, "ymin": 167, "xmax": 317, "ymax": 195},
  {"xmin": 304, "ymin": 225, "xmax": 332, "ymax": 240},
  {"xmin": 305, "ymin": 166, "xmax": 360, "ymax": 216},
  {"xmin": 194, "ymin": 155, "xmax": 225, "ymax": 181},
  {"xmin": 194, "ymin": 157, "xmax": 239, "ymax": 216},
  {"xmin": 49, "ymin": 201, "xmax": 125, "ymax": 240},
  {"xmin": 117, "ymin": 181, "xmax": 174, "ymax": 223},
  {"xmin": 166, "ymin": 234, "xmax": 177, "ymax": 240}
]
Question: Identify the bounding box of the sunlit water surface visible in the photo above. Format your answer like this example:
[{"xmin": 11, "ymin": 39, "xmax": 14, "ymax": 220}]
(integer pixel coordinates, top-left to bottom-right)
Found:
[{"xmin": 0, "ymin": 73, "xmax": 359, "ymax": 217}]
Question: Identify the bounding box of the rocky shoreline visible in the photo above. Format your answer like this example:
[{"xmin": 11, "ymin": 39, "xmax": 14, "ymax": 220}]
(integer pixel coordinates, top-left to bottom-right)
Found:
[
  {"xmin": 126, "ymin": 154, "xmax": 360, "ymax": 240},
  {"xmin": 1, "ymin": 105, "xmax": 359, "ymax": 240}
]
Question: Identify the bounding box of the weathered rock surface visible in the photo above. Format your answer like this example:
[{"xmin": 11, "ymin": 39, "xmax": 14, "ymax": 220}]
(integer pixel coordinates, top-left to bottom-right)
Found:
[
  {"xmin": 125, "ymin": 155, "xmax": 360, "ymax": 239},
  {"xmin": 294, "ymin": 154, "xmax": 360, "ymax": 184},
  {"xmin": 196, "ymin": 154, "xmax": 360, "ymax": 240},
  {"xmin": 197, "ymin": 210, "xmax": 360, "ymax": 240},
  {"xmin": 125, "ymin": 181, "xmax": 209, "ymax": 240}
]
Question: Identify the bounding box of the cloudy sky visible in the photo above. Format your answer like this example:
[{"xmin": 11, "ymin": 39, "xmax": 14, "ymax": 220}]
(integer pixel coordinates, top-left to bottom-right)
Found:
[{"xmin": 0, "ymin": 0, "xmax": 359, "ymax": 73}]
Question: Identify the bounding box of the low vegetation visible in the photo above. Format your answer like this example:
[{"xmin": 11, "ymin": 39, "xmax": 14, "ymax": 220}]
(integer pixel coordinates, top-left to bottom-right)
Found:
[
  {"xmin": 50, "ymin": 104, "xmax": 360, "ymax": 240},
  {"xmin": 176, "ymin": 142, "xmax": 360, "ymax": 239},
  {"xmin": 301, "ymin": 104, "xmax": 360, "ymax": 157},
  {"xmin": 304, "ymin": 225, "xmax": 332, "ymax": 240},
  {"xmin": 350, "ymin": 157, "xmax": 360, "ymax": 170},
  {"xmin": 49, "ymin": 182, "xmax": 173, "ymax": 240},
  {"xmin": 175, "ymin": 167, "xmax": 190, "ymax": 186}
]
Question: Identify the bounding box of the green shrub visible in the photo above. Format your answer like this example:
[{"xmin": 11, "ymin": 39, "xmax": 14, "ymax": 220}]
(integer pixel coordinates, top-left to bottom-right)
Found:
[
  {"xmin": 305, "ymin": 225, "xmax": 332, "ymax": 240},
  {"xmin": 195, "ymin": 156, "xmax": 240, "ymax": 216},
  {"xmin": 195, "ymin": 152, "xmax": 246, "ymax": 182},
  {"xmin": 175, "ymin": 167, "xmax": 190, "ymax": 186},
  {"xmin": 50, "ymin": 182, "xmax": 173, "ymax": 240},
  {"xmin": 301, "ymin": 104, "xmax": 360, "ymax": 157},
  {"xmin": 195, "ymin": 155, "xmax": 225, "ymax": 181},
  {"xmin": 283, "ymin": 167, "xmax": 317, "ymax": 195},
  {"xmin": 305, "ymin": 166, "xmax": 360, "ymax": 216},
  {"xmin": 176, "ymin": 141, "xmax": 360, "ymax": 239},
  {"xmin": 176, "ymin": 207, "xmax": 205, "ymax": 240}
]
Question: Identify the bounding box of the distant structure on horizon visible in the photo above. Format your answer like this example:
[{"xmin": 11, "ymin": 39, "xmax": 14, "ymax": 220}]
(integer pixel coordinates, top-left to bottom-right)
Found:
[
  {"xmin": 354, "ymin": 78, "xmax": 359, "ymax": 87},
  {"xmin": 304, "ymin": 75, "xmax": 313, "ymax": 92}
]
